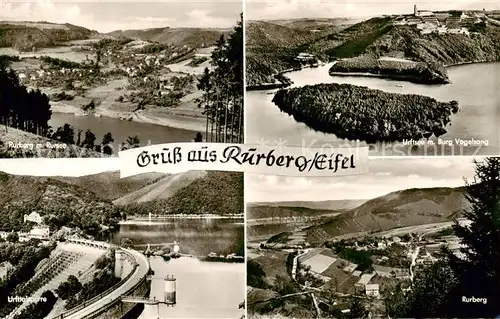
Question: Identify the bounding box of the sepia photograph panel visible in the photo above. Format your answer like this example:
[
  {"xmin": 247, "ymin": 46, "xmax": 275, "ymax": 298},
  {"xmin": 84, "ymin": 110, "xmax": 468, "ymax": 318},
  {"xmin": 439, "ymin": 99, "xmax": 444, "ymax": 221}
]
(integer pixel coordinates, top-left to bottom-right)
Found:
[
  {"xmin": 245, "ymin": 0, "xmax": 500, "ymax": 156},
  {"xmin": 246, "ymin": 157, "xmax": 500, "ymax": 318},
  {"xmin": 0, "ymin": 167, "xmax": 245, "ymax": 319},
  {"xmin": 0, "ymin": 0, "xmax": 243, "ymax": 158}
]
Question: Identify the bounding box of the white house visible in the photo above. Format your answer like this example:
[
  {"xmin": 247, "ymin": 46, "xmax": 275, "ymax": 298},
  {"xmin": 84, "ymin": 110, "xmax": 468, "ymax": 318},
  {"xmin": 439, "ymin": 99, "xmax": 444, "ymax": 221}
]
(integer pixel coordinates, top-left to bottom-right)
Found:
[
  {"xmin": 24, "ymin": 212, "xmax": 42, "ymax": 224},
  {"xmin": 365, "ymin": 284, "xmax": 380, "ymax": 298},
  {"xmin": 417, "ymin": 10, "xmax": 434, "ymax": 17},
  {"xmin": 29, "ymin": 225, "xmax": 50, "ymax": 240},
  {"xmin": 295, "ymin": 52, "xmax": 315, "ymax": 62}
]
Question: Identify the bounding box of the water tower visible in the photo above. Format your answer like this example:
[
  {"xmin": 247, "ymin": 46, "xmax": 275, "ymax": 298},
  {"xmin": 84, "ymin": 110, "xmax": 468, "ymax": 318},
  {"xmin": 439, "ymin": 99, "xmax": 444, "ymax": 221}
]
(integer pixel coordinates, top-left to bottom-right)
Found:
[
  {"xmin": 173, "ymin": 241, "xmax": 180, "ymax": 254},
  {"xmin": 164, "ymin": 275, "xmax": 177, "ymax": 305},
  {"xmin": 115, "ymin": 250, "xmax": 126, "ymax": 278}
]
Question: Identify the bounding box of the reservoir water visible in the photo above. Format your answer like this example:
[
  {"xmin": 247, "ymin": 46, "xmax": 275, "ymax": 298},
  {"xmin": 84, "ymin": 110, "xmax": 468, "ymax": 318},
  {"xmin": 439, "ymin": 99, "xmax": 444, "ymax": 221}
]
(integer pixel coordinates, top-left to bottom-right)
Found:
[
  {"xmin": 247, "ymin": 62, "xmax": 500, "ymax": 155},
  {"xmin": 48, "ymin": 113, "xmax": 199, "ymax": 152},
  {"xmin": 110, "ymin": 218, "xmax": 245, "ymax": 319}
]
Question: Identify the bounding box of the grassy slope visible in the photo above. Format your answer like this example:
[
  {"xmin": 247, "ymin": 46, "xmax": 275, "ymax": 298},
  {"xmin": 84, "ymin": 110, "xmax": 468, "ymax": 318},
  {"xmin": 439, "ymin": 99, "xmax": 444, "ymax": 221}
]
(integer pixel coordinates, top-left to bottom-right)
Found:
[
  {"xmin": 118, "ymin": 171, "xmax": 244, "ymax": 216},
  {"xmin": 112, "ymin": 170, "xmax": 207, "ymax": 205},
  {"xmin": 0, "ymin": 22, "xmax": 94, "ymax": 50},
  {"xmin": 107, "ymin": 27, "xmax": 229, "ymax": 49},
  {"xmin": 55, "ymin": 171, "xmax": 166, "ymax": 201},
  {"xmin": 306, "ymin": 186, "xmax": 468, "ymax": 243}
]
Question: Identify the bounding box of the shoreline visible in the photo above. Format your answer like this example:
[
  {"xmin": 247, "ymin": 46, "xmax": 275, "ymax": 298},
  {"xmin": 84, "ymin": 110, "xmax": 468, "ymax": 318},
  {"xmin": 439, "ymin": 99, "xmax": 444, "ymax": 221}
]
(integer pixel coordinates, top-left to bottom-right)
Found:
[
  {"xmin": 248, "ymin": 59, "xmax": 498, "ymax": 91},
  {"xmin": 246, "ymin": 63, "xmax": 320, "ymax": 91},
  {"xmin": 50, "ymin": 102, "xmax": 206, "ymax": 133},
  {"xmin": 120, "ymin": 215, "xmax": 244, "ymax": 223},
  {"xmin": 444, "ymin": 59, "xmax": 493, "ymax": 68},
  {"xmin": 327, "ymin": 70, "xmax": 449, "ymax": 85}
]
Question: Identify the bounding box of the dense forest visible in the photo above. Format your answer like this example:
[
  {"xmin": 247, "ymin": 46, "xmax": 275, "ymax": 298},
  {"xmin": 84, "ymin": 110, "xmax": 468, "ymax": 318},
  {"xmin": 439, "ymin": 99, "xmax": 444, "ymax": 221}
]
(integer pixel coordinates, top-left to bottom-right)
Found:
[
  {"xmin": 197, "ymin": 14, "xmax": 243, "ymax": 143},
  {"xmin": 0, "ymin": 240, "xmax": 57, "ymax": 317},
  {"xmin": 0, "ymin": 172, "xmax": 122, "ymax": 236},
  {"xmin": 0, "ymin": 62, "xmax": 52, "ymax": 136},
  {"xmin": 272, "ymin": 83, "xmax": 459, "ymax": 143}
]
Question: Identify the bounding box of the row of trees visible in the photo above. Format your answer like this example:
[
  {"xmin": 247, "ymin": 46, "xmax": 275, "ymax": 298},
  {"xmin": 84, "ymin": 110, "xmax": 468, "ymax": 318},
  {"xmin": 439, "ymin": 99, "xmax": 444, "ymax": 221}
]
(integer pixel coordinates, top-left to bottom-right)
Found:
[
  {"xmin": 0, "ymin": 66, "xmax": 52, "ymax": 136},
  {"xmin": 197, "ymin": 14, "xmax": 243, "ymax": 143},
  {"xmin": 50, "ymin": 124, "xmax": 141, "ymax": 154}
]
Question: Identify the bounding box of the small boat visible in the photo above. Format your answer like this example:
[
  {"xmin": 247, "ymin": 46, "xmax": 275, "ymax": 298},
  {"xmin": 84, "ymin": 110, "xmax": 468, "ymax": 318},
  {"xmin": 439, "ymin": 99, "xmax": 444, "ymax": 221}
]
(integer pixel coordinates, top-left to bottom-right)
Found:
[{"xmin": 396, "ymin": 84, "xmax": 404, "ymax": 88}]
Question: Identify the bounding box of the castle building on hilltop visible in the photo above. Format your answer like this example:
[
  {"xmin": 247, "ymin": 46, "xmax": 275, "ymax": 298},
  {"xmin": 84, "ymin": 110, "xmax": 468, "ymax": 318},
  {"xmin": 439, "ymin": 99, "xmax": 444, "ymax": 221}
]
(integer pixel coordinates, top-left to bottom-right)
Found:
[{"xmin": 414, "ymin": 4, "xmax": 434, "ymax": 17}]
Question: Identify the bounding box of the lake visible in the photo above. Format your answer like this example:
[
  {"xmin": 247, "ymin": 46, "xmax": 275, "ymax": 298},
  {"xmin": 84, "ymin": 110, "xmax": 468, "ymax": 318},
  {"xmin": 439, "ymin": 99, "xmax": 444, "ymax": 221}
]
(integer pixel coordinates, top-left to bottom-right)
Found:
[
  {"xmin": 247, "ymin": 62, "xmax": 500, "ymax": 156},
  {"xmin": 110, "ymin": 218, "xmax": 245, "ymax": 319},
  {"xmin": 48, "ymin": 113, "xmax": 199, "ymax": 152}
]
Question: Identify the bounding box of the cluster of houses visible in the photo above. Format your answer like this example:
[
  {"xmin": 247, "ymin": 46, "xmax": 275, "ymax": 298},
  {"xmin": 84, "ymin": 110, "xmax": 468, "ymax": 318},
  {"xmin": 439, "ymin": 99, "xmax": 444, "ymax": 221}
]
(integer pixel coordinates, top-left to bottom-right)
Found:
[
  {"xmin": 17, "ymin": 66, "xmax": 95, "ymax": 88},
  {"xmin": 297, "ymin": 247, "xmax": 413, "ymax": 300},
  {"xmin": 391, "ymin": 5, "xmax": 484, "ymax": 35},
  {"xmin": 0, "ymin": 212, "xmax": 51, "ymax": 242}
]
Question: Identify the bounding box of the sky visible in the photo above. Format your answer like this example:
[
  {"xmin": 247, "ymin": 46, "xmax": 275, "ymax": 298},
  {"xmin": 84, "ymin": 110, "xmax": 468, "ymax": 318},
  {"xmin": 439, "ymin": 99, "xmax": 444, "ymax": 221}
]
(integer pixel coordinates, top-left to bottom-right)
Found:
[
  {"xmin": 1, "ymin": 0, "xmax": 242, "ymax": 32},
  {"xmin": 246, "ymin": 157, "xmax": 483, "ymax": 202},
  {"xmin": 0, "ymin": 158, "xmax": 120, "ymax": 177},
  {"xmin": 247, "ymin": 0, "xmax": 500, "ymax": 20}
]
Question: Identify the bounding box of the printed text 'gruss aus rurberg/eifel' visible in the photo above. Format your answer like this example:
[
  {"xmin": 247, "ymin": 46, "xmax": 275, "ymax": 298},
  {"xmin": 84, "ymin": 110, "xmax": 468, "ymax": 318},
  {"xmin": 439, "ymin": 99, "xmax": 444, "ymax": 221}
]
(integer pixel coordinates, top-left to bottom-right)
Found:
[{"xmin": 118, "ymin": 143, "xmax": 369, "ymax": 178}]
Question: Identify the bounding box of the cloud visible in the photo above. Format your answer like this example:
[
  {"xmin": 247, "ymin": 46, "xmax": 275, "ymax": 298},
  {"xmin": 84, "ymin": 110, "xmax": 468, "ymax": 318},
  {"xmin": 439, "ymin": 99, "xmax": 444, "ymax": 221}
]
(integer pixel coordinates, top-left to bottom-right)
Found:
[
  {"xmin": 185, "ymin": 9, "xmax": 236, "ymax": 28},
  {"xmin": 246, "ymin": 158, "xmax": 480, "ymax": 202},
  {"xmin": 247, "ymin": 0, "xmax": 500, "ymax": 20},
  {"xmin": 2, "ymin": 0, "xmax": 240, "ymax": 32}
]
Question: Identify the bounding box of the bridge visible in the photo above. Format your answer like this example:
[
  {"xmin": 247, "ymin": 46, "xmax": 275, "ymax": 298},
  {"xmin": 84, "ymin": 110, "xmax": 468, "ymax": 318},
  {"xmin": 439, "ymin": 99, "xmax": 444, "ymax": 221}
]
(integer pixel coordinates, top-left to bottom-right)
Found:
[
  {"xmin": 66, "ymin": 238, "xmax": 112, "ymax": 250},
  {"xmin": 121, "ymin": 296, "xmax": 161, "ymax": 305}
]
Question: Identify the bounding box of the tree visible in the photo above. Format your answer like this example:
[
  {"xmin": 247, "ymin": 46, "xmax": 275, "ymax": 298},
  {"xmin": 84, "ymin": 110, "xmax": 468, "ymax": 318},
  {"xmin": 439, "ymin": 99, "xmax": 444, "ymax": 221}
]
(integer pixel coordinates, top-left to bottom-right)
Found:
[
  {"xmin": 346, "ymin": 297, "xmax": 369, "ymax": 319},
  {"xmin": 56, "ymin": 275, "xmax": 82, "ymax": 300},
  {"xmin": 102, "ymin": 132, "xmax": 114, "ymax": 155},
  {"xmin": 194, "ymin": 132, "xmax": 203, "ymax": 142},
  {"xmin": 120, "ymin": 237, "xmax": 133, "ymax": 248},
  {"xmin": 6, "ymin": 232, "xmax": 19, "ymax": 243},
  {"xmin": 82, "ymin": 129, "xmax": 96, "ymax": 149},
  {"xmin": 53, "ymin": 124, "xmax": 75, "ymax": 144},
  {"xmin": 197, "ymin": 14, "xmax": 243, "ymax": 143},
  {"xmin": 126, "ymin": 135, "xmax": 141, "ymax": 149},
  {"xmin": 446, "ymin": 157, "xmax": 500, "ymax": 317}
]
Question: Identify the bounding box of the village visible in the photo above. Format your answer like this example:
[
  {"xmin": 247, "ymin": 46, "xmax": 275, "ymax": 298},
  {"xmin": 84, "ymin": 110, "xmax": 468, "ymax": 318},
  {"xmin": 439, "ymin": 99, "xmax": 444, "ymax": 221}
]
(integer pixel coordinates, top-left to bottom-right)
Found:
[
  {"xmin": 392, "ymin": 5, "xmax": 486, "ymax": 35},
  {"xmin": 248, "ymin": 218, "xmax": 471, "ymax": 316},
  {"xmin": 9, "ymin": 38, "xmax": 209, "ymax": 113}
]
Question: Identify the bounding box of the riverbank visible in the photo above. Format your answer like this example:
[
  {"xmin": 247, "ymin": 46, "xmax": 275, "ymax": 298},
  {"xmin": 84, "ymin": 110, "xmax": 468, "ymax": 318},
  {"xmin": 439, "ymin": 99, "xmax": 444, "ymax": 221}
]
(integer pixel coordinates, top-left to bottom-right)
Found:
[
  {"xmin": 201, "ymin": 255, "xmax": 245, "ymax": 263},
  {"xmin": 120, "ymin": 214, "xmax": 244, "ymax": 223},
  {"xmin": 329, "ymin": 57, "xmax": 449, "ymax": 84},
  {"xmin": 246, "ymin": 62, "xmax": 323, "ymax": 91},
  {"xmin": 50, "ymin": 101, "xmax": 206, "ymax": 133},
  {"xmin": 272, "ymin": 82, "xmax": 459, "ymax": 143}
]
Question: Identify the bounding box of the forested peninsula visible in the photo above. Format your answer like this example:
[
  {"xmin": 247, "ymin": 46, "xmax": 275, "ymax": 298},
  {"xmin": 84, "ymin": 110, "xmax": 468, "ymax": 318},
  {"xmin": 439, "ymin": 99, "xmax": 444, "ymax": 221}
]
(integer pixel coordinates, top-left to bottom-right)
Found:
[{"xmin": 272, "ymin": 83, "xmax": 459, "ymax": 143}]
